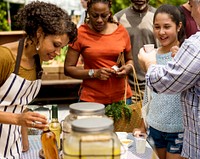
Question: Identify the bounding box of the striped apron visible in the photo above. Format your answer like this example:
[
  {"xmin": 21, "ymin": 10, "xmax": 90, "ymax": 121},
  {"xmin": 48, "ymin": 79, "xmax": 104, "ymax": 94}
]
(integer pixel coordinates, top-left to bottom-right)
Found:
[{"xmin": 0, "ymin": 39, "xmax": 42, "ymax": 159}]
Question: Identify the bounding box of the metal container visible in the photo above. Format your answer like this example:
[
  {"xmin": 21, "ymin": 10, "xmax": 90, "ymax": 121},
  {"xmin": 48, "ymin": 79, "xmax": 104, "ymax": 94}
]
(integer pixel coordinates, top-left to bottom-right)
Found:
[{"xmin": 63, "ymin": 117, "xmax": 121, "ymax": 159}]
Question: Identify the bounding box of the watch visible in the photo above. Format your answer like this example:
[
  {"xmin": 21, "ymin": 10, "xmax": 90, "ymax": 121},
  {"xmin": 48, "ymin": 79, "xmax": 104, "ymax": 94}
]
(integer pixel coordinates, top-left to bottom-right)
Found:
[{"xmin": 88, "ymin": 69, "xmax": 94, "ymax": 78}]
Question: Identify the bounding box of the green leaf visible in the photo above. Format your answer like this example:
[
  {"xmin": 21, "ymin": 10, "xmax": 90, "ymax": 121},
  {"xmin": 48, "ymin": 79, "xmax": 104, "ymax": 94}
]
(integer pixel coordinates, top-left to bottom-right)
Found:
[{"xmin": 105, "ymin": 100, "xmax": 132, "ymax": 122}]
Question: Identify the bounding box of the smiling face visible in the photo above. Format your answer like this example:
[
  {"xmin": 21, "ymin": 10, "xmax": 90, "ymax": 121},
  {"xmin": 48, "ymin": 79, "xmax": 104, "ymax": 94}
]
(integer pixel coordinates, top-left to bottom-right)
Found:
[
  {"xmin": 131, "ymin": 0, "xmax": 149, "ymax": 12},
  {"xmin": 153, "ymin": 13, "xmax": 181, "ymax": 50},
  {"xmin": 38, "ymin": 34, "xmax": 69, "ymax": 61},
  {"xmin": 88, "ymin": 2, "xmax": 110, "ymax": 32}
]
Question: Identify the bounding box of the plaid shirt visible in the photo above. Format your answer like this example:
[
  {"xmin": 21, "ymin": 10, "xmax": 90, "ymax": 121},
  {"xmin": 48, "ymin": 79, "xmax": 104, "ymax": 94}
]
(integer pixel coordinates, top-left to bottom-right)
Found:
[{"xmin": 146, "ymin": 32, "xmax": 200, "ymax": 159}]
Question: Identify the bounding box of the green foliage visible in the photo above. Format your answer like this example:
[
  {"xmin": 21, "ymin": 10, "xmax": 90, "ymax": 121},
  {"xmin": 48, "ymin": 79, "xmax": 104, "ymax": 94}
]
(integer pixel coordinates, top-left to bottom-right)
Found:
[
  {"xmin": 111, "ymin": 0, "xmax": 188, "ymax": 14},
  {"xmin": 43, "ymin": 46, "xmax": 68, "ymax": 65},
  {"xmin": 54, "ymin": 46, "xmax": 68, "ymax": 63},
  {"xmin": 149, "ymin": 0, "xmax": 187, "ymax": 7},
  {"xmin": 0, "ymin": 1, "xmax": 9, "ymax": 31},
  {"xmin": 105, "ymin": 100, "xmax": 132, "ymax": 122},
  {"xmin": 111, "ymin": 0, "xmax": 130, "ymax": 14}
]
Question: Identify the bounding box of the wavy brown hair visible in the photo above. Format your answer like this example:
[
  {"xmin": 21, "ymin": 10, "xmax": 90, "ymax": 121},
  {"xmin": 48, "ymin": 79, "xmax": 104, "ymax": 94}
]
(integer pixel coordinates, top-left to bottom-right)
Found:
[{"xmin": 15, "ymin": 1, "xmax": 77, "ymax": 44}]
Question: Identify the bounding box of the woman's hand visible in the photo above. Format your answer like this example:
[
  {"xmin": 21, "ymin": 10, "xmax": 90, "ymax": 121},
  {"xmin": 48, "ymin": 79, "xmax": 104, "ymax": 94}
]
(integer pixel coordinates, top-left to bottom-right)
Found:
[
  {"xmin": 94, "ymin": 67, "xmax": 115, "ymax": 80},
  {"xmin": 17, "ymin": 111, "xmax": 48, "ymax": 130},
  {"xmin": 170, "ymin": 46, "xmax": 179, "ymax": 57},
  {"xmin": 115, "ymin": 64, "xmax": 132, "ymax": 78}
]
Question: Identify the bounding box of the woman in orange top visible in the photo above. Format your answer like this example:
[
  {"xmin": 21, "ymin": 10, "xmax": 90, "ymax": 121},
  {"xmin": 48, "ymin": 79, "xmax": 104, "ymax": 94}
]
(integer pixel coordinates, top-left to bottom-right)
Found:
[{"xmin": 64, "ymin": 0, "xmax": 133, "ymax": 105}]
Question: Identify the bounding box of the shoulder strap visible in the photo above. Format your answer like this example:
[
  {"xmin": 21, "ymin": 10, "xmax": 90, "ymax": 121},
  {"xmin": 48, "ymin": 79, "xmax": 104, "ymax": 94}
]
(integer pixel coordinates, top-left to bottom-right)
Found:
[
  {"xmin": 14, "ymin": 38, "xmax": 43, "ymax": 79},
  {"xmin": 14, "ymin": 38, "xmax": 25, "ymax": 74},
  {"xmin": 34, "ymin": 54, "xmax": 43, "ymax": 79}
]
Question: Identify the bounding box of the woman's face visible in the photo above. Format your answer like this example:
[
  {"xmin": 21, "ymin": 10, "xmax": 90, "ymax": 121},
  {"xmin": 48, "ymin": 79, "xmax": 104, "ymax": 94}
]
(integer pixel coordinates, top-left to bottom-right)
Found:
[
  {"xmin": 153, "ymin": 13, "xmax": 180, "ymax": 48},
  {"xmin": 38, "ymin": 34, "xmax": 69, "ymax": 61},
  {"xmin": 88, "ymin": 2, "xmax": 110, "ymax": 32}
]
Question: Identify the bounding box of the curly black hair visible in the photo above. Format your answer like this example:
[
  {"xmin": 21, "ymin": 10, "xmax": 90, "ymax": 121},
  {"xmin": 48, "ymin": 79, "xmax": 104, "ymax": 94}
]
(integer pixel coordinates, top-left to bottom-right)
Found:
[
  {"xmin": 15, "ymin": 1, "xmax": 77, "ymax": 44},
  {"xmin": 85, "ymin": 0, "xmax": 117, "ymax": 24}
]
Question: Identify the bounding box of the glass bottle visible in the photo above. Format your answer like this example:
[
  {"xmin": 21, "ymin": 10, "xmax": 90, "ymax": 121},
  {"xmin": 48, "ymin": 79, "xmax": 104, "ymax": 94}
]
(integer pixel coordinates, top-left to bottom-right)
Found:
[
  {"xmin": 41, "ymin": 126, "xmax": 59, "ymax": 159},
  {"xmin": 49, "ymin": 105, "xmax": 61, "ymax": 150},
  {"xmin": 63, "ymin": 117, "xmax": 121, "ymax": 159}
]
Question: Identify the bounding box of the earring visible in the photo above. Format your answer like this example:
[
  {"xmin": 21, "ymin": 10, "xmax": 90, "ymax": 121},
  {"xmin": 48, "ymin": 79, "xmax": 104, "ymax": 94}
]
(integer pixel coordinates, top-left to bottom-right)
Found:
[{"xmin": 36, "ymin": 44, "xmax": 40, "ymax": 51}]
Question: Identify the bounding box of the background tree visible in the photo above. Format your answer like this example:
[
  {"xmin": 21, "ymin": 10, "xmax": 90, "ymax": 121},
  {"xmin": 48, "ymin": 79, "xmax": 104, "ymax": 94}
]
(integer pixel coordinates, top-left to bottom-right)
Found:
[
  {"xmin": 0, "ymin": 0, "xmax": 188, "ymax": 31},
  {"xmin": 0, "ymin": 1, "xmax": 9, "ymax": 31},
  {"xmin": 111, "ymin": 0, "xmax": 187, "ymax": 14}
]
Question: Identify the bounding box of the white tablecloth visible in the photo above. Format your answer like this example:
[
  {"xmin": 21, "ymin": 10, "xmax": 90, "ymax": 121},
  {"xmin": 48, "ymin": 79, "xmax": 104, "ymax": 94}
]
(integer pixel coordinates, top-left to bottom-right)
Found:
[
  {"xmin": 119, "ymin": 133, "xmax": 158, "ymax": 159},
  {"xmin": 21, "ymin": 135, "xmax": 42, "ymax": 159}
]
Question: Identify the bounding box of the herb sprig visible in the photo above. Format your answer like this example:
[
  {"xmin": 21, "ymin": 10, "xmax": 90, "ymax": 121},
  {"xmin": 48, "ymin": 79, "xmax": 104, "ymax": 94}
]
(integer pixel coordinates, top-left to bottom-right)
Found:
[{"xmin": 105, "ymin": 100, "xmax": 132, "ymax": 122}]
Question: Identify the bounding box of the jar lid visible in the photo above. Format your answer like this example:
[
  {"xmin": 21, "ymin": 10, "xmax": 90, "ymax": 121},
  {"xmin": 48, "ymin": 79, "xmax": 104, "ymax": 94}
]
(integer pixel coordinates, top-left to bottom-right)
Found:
[
  {"xmin": 71, "ymin": 117, "xmax": 113, "ymax": 132},
  {"xmin": 69, "ymin": 102, "xmax": 105, "ymax": 116}
]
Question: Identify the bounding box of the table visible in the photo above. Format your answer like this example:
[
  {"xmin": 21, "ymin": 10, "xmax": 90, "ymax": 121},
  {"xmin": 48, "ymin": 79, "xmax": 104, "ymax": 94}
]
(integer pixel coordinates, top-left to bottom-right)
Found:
[
  {"xmin": 22, "ymin": 133, "xmax": 158, "ymax": 159},
  {"xmin": 22, "ymin": 135, "xmax": 42, "ymax": 159},
  {"xmin": 117, "ymin": 132, "xmax": 158, "ymax": 159}
]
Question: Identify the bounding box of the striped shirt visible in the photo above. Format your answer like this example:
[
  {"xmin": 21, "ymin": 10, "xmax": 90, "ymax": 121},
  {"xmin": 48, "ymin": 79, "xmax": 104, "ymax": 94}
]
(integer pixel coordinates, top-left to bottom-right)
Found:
[
  {"xmin": 0, "ymin": 73, "xmax": 41, "ymax": 159},
  {"xmin": 146, "ymin": 32, "xmax": 200, "ymax": 159}
]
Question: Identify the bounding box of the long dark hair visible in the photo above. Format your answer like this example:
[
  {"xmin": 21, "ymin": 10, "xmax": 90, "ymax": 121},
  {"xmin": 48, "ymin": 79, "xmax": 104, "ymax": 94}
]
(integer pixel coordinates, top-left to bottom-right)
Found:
[{"xmin": 153, "ymin": 4, "xmax": 185, "ymax": 46}]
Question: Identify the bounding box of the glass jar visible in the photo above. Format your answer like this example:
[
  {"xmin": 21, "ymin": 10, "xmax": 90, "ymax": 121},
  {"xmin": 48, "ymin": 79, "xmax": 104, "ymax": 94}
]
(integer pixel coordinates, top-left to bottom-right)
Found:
[
  {"xmin": 62, "ymin": 102, "xmax": 105, "ymax": 140},
  {"xmin": 63, "ymin": 117, "xmax": 121, "ymax": 159}
]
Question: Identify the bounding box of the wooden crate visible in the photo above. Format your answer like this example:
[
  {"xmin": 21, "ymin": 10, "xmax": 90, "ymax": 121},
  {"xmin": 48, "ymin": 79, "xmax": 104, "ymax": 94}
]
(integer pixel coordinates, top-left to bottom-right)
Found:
[
  {"xmin": 42, "ymin": 65, "xmax": 74, "ymax": 80},
  {"xmin": 42, "ymin": 64, "xmax": 84, "ymax": 80},
  {"xmin": 42, "ymin": 65, "xmax": 60, "ymax": 80}
]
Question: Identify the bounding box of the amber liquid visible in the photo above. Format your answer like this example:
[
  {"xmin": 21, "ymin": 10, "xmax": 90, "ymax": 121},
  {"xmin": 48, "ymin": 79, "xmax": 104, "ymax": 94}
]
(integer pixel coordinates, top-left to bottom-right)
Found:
[
  {"xmin": 49, "ymin": 119, "xmax": 61, "ymax": 150},
  {"xmin": 41, "ymin": 128, "xmax": 59, "ymax": 159}
]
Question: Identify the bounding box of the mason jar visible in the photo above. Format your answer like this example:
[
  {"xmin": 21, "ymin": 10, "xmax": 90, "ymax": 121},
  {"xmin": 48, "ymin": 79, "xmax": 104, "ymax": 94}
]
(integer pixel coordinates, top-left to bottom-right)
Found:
[
  {"xmin": 63, "ymin": 117, "xmax": 121, "ymax": 159},
  {"xmin": 62, "ymin": 102, "xmax": 105, "ymax": 143}
]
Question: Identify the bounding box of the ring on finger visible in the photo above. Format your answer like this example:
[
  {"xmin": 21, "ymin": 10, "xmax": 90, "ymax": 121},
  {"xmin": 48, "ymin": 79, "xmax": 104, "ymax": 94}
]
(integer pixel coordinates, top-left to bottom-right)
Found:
[{"xmin": 32, "ymin": 121, "xmax": 36, "ymax": 127}]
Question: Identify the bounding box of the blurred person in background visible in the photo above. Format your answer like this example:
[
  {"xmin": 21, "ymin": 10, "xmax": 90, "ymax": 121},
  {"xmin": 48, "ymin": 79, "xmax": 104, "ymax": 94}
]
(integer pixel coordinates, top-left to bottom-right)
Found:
[
  {"xmin": 114, "ymin": 0, "xmax": 159, "ymax": 100},
  {"xmin": 178, "ymin": 1, "xmax": 199, "ymax": 39},
  {"xmin": 77, "ymin": 0, "xmax": 88, "ymax": 27}
]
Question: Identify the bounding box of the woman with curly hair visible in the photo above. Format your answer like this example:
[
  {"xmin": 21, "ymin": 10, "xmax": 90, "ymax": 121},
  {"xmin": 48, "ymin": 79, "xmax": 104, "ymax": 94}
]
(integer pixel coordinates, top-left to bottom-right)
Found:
[
  {"xmin": 0, "ymin": 1, "xmax": 77, "ymax": 158},
  {"xmin": 64, "ymin": 0, "xmax": 133, "ymax": 105}
]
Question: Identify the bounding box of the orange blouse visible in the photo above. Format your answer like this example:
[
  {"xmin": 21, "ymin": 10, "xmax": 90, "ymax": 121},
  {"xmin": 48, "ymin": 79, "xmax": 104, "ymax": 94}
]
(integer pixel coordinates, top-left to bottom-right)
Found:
[{"xmin": 70, "ymin": 24, "xmax": 132, "ymax": 104}]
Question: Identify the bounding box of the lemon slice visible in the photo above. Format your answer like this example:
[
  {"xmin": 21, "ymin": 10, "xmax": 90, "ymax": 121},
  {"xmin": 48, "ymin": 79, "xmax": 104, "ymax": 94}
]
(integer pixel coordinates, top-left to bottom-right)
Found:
[{"xmin": 120, "ymin": 139, "xmax": 133, "ymax": 147}]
